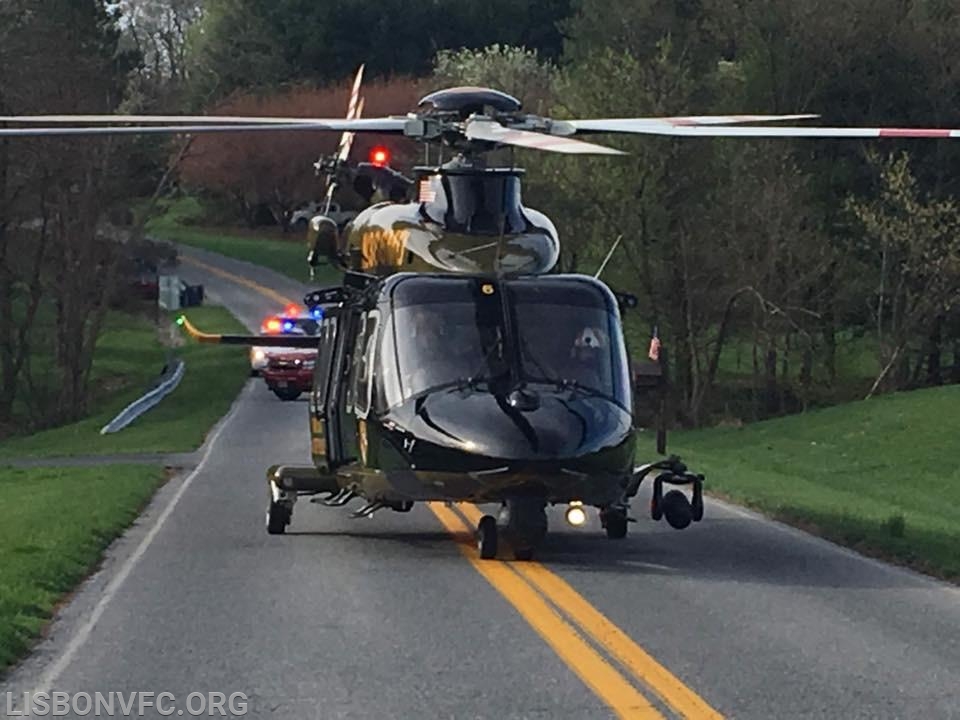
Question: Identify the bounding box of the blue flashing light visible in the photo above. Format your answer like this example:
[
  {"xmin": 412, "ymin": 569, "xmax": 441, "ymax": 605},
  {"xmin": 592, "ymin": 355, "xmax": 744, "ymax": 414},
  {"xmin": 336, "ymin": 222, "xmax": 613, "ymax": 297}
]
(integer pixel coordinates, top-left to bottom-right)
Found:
[
  {"xmin": 311, "ymin": 306, "xmax": 324, "ymax": 319},
  {"xmin": 282, "ymin": 320, "xmax": 294, "ymax": 332}
]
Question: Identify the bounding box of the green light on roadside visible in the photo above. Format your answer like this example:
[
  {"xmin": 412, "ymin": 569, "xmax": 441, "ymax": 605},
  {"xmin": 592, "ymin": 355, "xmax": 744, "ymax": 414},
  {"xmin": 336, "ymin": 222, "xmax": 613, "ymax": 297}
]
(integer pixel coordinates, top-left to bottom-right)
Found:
[{"xmin": 176, "ymin": 316, "xmax": 185, "ymax": 326}]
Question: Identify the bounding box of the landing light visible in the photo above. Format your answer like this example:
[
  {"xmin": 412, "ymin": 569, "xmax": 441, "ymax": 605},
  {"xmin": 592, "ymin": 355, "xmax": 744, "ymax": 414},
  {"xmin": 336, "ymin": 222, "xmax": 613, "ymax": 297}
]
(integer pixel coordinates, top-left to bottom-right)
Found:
[{"xmin": 565, "ymin": 502, "xmax": 587, "ymax": 527}]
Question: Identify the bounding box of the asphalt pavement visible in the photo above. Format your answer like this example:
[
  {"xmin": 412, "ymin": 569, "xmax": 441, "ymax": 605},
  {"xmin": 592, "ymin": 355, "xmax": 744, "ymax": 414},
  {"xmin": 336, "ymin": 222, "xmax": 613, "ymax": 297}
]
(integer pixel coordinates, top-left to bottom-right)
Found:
[{"xmin": 2, "ymin": 245, "xmax": 958, "ymax": 720}]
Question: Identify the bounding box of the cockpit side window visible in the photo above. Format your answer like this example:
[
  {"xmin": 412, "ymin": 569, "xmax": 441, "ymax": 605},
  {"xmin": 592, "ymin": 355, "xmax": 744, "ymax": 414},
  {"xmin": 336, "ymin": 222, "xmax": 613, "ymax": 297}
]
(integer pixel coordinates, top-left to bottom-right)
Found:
[
  {"xmin": 374, "ymin": 313, "xmax": 402, "ymax": 414},
  {"xmin": 349, "ymin": 311, "xmax": 379, "ymax": 418}
]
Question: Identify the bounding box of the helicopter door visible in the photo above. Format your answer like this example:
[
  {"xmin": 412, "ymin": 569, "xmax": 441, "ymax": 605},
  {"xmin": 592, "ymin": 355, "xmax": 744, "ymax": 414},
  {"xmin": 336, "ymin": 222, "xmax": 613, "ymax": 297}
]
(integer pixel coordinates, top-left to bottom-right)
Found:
[
  {"xmin": 309, "ymin": 305, "xmax": 358, "ymax": 470},
  {"xmin": 309, "ymin": 310, "xmax": 342, "ymax": 471},
  {"xmin": 336, "ymin": 308, "xmax": 379, "ymax": 465},
  {"xmin": 349, "ymin": 310, "xmax": 379, "ymax": 420}
]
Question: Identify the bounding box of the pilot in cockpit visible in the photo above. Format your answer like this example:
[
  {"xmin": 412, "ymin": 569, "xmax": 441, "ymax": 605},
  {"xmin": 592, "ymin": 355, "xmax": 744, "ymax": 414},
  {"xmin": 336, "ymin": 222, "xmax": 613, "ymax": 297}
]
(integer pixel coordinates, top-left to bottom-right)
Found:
[
  {"xmin": 404, "ymin": 306, "xmax": 472, "ymax": 394},
  {"xmin": 566, "ymin": 325, "xmax": 608, "ymax": 388}
]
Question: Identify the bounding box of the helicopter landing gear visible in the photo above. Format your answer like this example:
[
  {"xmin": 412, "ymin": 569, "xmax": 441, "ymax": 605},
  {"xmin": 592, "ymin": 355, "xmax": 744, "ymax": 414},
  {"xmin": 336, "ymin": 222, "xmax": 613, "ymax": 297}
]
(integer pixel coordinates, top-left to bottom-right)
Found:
[
  {"xmin": 264, "ymin": 465, "xmax": 339, "ymax": 534},
  {"xmin": 600, "ymin": 506, "xmax": 629, "ymax": 540},
  {"xmin": 272, "ymin": 387, "xmax": 302, "ymax": 401},
  {"xmin": 266, "ymin": 479, "xmax": 294, "ymax": 534},
  {"xmin": 498, "ymin": 497, "xmax": 548, "ymax": 561},
  {"xmin": 266, "ymin": 500, "xmax": 291, "ymax": 534},
  {"xmin": 477, "ymin": 515, "xmax": 498, "ymax": 559},
  {"xmin": 649, "ymin": 468, "xmax": 705, "ymax": 530}
]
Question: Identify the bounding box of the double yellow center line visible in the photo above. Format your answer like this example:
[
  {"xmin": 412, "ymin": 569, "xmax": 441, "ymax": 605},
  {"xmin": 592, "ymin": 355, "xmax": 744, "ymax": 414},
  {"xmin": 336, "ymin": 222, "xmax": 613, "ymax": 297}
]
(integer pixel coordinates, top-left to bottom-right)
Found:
[
  {"xmin": 181, "ymin": 251, "xmax": 723, "ymax": 720},
  {"xmin": 431, "ymin": 502, "xmax": 722, "ymax": 720},
  {"xmin": 183, "ymin": 254, "xmax": 293, "ymax": 307}
]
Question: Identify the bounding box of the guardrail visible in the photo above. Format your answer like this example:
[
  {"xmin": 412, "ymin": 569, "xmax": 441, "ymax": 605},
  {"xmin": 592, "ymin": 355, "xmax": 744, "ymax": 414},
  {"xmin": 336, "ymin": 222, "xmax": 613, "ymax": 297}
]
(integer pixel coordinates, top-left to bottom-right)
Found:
[{"xmin": 100, "ymin": 358, "xmax": 186, "ymax": 434}]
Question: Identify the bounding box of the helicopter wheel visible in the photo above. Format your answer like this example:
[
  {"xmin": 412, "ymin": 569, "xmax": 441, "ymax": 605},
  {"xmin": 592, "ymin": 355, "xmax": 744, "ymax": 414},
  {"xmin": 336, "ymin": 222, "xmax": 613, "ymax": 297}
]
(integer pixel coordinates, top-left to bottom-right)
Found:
[
  {"xmin": 499, "ymin": 497, "xmax": 547, "ymax": 561},
  {"xmin": 602, "ymin": 509, "xmax": 628, "ymax": 540},
  {"xmin": 512, "ymin": 545, "xmax": 535, "ymax": 561},
  {"xmin": 477, "ymin": 515, "xmax": 498, "ymax": 559},
  {"xmin": 266, "ymin": 482, "xmax": 292, "ymax": 535},
  {"xmin": 273, "ymin": 387, "xmax": 302, "ymax": 401},
  {"xmin": 266, "ymin": 501, "xmax": 290, "ymax": 534}
]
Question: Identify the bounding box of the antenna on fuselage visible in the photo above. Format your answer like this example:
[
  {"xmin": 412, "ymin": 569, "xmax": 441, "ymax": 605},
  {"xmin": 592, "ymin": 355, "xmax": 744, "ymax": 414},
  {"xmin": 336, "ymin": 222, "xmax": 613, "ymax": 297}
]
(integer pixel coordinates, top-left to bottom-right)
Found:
[{"xmin": 594, "ymin": 234, "xmax": 624, "ymax": 279}]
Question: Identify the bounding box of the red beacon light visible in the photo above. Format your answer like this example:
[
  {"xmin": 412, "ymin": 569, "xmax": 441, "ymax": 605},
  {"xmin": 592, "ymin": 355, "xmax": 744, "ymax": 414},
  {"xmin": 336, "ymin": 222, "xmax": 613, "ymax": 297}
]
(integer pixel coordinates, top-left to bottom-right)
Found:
[
  {"xmin": 264, "ymin": 317, "xmax": 282, "ymax": 333},
  {"xmin": 284, "ymin": 303, "xmax": 302, "ymax": 317},
  {"xmin": 369, "ymin": 146, "xmax": 390, "ymax": 167}
]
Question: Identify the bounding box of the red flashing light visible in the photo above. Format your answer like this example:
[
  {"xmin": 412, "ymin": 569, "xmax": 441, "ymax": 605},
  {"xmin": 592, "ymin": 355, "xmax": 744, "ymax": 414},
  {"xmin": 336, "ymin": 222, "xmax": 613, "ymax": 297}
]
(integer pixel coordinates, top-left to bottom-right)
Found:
[
  {"xmin": 284, "ymin": 303, "xmax": 301, "ymax": 317},
  {"xmin": 370, "ymin": 146, "xmax": 390, "ymax": 167},
  {"xmin": 265, "ymin": 318, "xmax": 282, "ymax": 333}
]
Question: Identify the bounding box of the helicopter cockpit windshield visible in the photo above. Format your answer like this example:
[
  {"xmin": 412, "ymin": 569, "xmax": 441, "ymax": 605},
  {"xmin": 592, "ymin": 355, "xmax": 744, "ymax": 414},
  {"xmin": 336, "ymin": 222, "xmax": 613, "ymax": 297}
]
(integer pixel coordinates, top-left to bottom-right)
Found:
[
  {"xmin": 508, "ymin": 281, "xmax": 630, "ymax": 406},
  {"xmin": 382, "ymin": 276, "xmax": 630, "ymax": 409}
]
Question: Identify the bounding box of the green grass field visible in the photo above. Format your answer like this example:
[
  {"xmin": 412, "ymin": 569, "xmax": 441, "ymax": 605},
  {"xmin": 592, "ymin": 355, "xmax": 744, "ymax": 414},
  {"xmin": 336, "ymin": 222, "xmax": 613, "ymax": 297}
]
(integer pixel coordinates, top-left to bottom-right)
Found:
[
  {"xmin": 2, "ymin": 309, "xmax": 166, "ymax": 434},
  {"xmin": 145, "ymin": 196, "xmax": 339, "ymax": 284},
  {"xmin": 0, "ymin": 305, "xmax": 249, "ymax": 458},
  {"xmin": 0, "ymin": 465, "xmax": 166, "ymax": 671},
  {"xmin": 669, "ymin": 384, "xmax": 960, "ymax": 580}
]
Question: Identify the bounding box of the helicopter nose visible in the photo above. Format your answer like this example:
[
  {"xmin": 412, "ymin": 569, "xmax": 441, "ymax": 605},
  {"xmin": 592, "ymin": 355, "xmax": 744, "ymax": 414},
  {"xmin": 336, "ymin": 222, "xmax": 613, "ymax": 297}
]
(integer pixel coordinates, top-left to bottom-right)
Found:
[{"xmin": 404, "ymin": 389, "xmax": 631, "ymax": 460}]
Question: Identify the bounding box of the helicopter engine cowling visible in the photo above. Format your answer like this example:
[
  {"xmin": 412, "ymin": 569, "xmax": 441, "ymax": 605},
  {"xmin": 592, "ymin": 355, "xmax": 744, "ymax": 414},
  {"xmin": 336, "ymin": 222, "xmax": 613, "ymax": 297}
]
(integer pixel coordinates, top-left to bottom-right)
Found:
[{"xmin": 339, "ymin": 165, "xmax": 559, "ymax": 276}]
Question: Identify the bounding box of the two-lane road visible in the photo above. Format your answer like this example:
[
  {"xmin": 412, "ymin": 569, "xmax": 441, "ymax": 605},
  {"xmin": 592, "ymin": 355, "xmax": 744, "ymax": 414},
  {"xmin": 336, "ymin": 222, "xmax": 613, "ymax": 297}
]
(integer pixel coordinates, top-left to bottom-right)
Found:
[{"xmin": 3, "ymin": 245, "xmax": 958, "ymax": 719}]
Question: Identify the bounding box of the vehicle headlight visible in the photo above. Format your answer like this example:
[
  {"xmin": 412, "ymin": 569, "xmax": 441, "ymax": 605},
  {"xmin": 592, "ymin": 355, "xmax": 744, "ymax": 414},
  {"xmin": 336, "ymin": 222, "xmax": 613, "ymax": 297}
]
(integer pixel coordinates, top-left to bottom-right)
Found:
[{"xmin": 253, "ymin": 349, "xmax": 266, "ymax": 362}]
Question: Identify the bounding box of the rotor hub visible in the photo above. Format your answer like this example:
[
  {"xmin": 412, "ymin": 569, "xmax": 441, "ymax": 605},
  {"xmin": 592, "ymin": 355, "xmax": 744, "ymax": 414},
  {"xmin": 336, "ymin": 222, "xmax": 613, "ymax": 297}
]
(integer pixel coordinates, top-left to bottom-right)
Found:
[{"xmin": 418, "ymin": 87, "xmax": 522, "ymax": 120}]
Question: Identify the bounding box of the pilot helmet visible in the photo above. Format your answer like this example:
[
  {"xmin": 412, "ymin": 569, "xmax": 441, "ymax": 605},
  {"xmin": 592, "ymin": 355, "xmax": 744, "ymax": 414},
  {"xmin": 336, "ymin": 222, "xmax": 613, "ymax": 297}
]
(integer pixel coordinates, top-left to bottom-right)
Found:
[
  {"xmin": 571, "ymin": 326, "xmax": 607, "ymax": 362},
  {"xmin": 409, "ymin": 305, "xmax": 444, "ymax": 341}
]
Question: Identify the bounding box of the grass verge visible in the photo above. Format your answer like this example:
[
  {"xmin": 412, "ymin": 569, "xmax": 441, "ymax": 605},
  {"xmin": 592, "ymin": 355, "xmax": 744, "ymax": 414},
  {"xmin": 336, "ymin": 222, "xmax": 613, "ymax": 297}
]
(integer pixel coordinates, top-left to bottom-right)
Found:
[
  {"xmin": 0, "ymin": 305, "xmax": 248, "ymax": 458},
  {"xmin": 145, "ymin": 196, "xmax": 338, "ymax": 284},
  {"xmin": 1, "ymin": 308, "xmax": 166, "ymax": 440},
  {"xmin": 0, "ymin": 464, "xmax": 167, "ymax": 672},
  {"xmin": 669, "ymin": 384, "xmax": 960, "ymax": 581}
]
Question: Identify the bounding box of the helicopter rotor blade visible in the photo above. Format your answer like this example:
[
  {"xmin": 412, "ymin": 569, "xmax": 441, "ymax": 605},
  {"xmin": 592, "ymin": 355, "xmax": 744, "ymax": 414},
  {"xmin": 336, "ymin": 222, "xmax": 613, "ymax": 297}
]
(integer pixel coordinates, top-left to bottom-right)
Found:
[
  {"xmin": 0, "ymin": 117, "xmax": 407, "ymax": 137},
  {"xmin": 337, "ymin": 64, "xmax": 365, "ymax": 162},
  {"xmin": 338, "ymin": 96, "xmax": 365, "ymax": 163},
  {"xmin": 466, "ymin": 119, "xmax": 626, "ymax": 155},
  {"xmin": 0, "ymin": 114, "xmax": 346, "ymax": 124},
  {"xmin": 319, "ymin": 66, "xmax": 367, "ymax": 215},
  {"xmin": 577, "ymin": 123, "xmax": 960, "ymax": 139},
  {"xmin": 567, "ymin": 114, "xmax": 822, "ymax": 134},
  {"xmin": 346, "ymin": 65, "xmax": 364, "ymax": 119}
]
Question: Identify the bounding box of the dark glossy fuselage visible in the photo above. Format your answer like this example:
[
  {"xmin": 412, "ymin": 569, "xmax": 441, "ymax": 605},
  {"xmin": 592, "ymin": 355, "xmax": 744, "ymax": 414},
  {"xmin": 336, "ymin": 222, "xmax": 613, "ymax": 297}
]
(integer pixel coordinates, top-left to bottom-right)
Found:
[
  {"xmin": 360, "ymin": 388, "xmax": 636, "ymax": 506},
  {"xmin": 338, "ymin": 166, "xmax": 560, "ymax": 277},
  {"xmin": 320, "ymin": 271, "xmax": 638, "ymax": 508}
]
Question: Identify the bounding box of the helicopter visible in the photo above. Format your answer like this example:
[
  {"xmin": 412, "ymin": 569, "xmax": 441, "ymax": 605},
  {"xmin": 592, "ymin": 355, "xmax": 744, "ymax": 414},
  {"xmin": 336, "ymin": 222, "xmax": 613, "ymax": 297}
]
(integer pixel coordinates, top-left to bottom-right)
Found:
[{"xmin": 6, "ymin": 70, "xmax": 960, "ymax": 560}]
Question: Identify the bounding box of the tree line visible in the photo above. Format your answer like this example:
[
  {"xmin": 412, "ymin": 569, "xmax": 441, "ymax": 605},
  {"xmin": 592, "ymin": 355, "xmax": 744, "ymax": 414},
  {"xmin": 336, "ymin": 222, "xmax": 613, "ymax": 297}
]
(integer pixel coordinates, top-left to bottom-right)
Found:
[
  {"xmin": 0, "ymin": 1, "xmax": 142, "ymax": 431},
  {"xmin": 179, "ymin": 0, "xmax": 960, "ymax": 426},
  {"xmin": 2, "ymin": 0, "xmax": 958, "ymax": 434}
]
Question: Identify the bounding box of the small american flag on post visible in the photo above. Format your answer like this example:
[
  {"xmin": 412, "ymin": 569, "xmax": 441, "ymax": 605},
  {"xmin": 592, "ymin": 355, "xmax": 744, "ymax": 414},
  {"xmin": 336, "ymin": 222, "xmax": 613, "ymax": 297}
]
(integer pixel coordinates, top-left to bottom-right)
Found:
[{"xmin": 648, "ymin": 327, "xmax": 661, "ymax": 361}]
